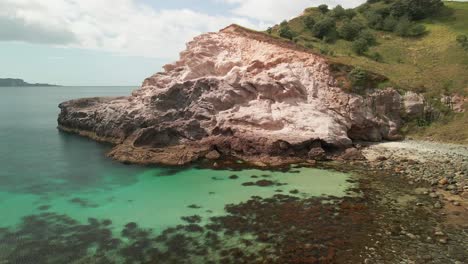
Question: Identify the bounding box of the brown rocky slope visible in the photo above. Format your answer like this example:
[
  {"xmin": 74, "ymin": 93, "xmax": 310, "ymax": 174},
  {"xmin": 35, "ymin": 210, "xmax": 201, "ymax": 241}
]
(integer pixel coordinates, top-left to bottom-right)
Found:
[{"xmin": 58, "ymin": 25, "xmax": 407, "ymax": 166}]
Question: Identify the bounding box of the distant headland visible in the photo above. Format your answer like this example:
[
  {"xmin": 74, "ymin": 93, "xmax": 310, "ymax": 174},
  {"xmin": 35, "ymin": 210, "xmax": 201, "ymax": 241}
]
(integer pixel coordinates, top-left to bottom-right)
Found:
[{"xmin": 0, "ymin": 78, "xmax": 60, "ymax": 87}]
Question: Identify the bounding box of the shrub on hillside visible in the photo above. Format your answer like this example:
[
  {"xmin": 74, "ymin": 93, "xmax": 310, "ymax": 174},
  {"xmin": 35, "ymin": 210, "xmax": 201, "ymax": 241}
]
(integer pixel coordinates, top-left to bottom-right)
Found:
[
  {"xmin": 348, "ymin": 67, "xmax": 369, "ymax": 93},
  {"xmin": 394, "ymin": 17, "xmax": 426, "ymax": 37},
  {"xmin": 375, "ymin": 6, "xmax": 392, "ymax": 17},
  {"xmin": 382, "ymin": 15, "xmax": 398, "ymax": 31},
  {"xmin": 318, "ymin": 4, "xmax": 329, "ymax": 14},
  {"xmin": 394, "ymin": 16, "xmax": 412, "ymax": 36},
  {"xmin": 390, "ymin": 0, "xmax": 444, "ymax": 20},
  {"xmin": 408, "ymin": 24, "xmax": 426, "ymax": 37},
  {"xmin": 303, "ymin": 15, "xmax": 316, "ymax": 30},
  {"xmin": 352, "ymin": 38, "xmax": 370, "ymax": 55},
  {"xmin": 278, "ymin": 20, "xmax": 296, "ymax": 40},
  {"xmin": 456, "ymin": 34, "xmax": 467, "ymax": 43},
  {"xmin": 344, "ymin": 9, "xmax": 357, "ymax": 19},
  {"xmin": 357, "ymin": 3, "xmax": 371, "ymax": 13},
  {"xmin": 338, "ymin": 20, "xmax": 363, "ymax": 41},
  {"xmin": 331, "ymin": 5, "xmax": 346, "ymax": 18},
  {"xmin": 323, "ymin": 30, "xmax": 339, "ymax": 43},
  {"xmin": 366, "ymin": 11, "xmax": 384, "ymax": 30},
  {"xmin": 279, "ymin": 26, "xmax": 295, "ymax": 40},
  {"xmin": 361, "ymin": 0, "xmax": 443, "ymax": 37},
  {"xmin": 358, "ymin": 30, "xmax": 377, "ymax": 46},
  {"xmin": 457, "ymin": 35, "xmax": 468, "ymax": 50},
  {"xmin": 312, "ymin": 17, "xmax": 337, "ymax": 39}
]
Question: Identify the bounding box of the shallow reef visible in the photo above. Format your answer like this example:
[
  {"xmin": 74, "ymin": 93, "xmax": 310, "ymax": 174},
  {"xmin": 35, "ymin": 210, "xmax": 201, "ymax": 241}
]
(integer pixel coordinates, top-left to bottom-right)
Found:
[
  {"xmin": 0, "ymin": 164, "xmax": 466, "ymax": 264},
  {"xmin": 0, "ymin": 192, "xmax": 373, "ymax": 264}
]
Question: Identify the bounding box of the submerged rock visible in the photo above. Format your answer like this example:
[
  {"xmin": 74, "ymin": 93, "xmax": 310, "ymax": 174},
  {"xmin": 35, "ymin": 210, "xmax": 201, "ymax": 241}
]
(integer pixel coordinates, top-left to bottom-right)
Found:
[
  {"xmin": 242, "ymin": 180, "xmax": 275, "ymax": 187},
  {"xmin": 58, "ymin": 25, "xmax": 404, "ymax": 166}
]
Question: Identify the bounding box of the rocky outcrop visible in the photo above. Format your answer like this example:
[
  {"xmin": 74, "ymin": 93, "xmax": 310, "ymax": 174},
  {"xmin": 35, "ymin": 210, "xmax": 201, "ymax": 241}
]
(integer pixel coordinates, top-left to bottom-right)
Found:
[
  {"xmin": 58, "ymin": 25, "xmax": 404, "ymax": 166},
  {"xmin": 403, "ymin": 91, "xmax": 425, "ymax": 117},
  {"xmin": 441, "ymin": 94, "xmax": 467, "ymax": 113}
]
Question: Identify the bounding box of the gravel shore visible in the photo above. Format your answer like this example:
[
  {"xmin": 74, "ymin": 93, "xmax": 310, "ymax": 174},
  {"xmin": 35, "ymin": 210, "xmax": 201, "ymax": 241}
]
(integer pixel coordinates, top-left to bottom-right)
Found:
[
  {"xmin": 361, "ymin": 140, "xmax": 467, "ymax": 191},
  {"xmin": 323, "ymin": 140, "xmax": 468, "ymax": 263}
]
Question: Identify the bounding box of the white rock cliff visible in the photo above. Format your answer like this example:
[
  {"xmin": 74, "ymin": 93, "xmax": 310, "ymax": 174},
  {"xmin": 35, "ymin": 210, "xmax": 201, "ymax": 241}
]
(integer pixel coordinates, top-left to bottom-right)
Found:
[{"xmin": 58, "ymin": 25, "xmax": 403, "ymax": 165}]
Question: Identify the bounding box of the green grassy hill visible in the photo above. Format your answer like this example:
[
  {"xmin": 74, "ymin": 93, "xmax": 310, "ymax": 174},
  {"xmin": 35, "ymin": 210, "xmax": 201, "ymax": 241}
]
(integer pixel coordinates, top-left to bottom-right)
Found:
[{"xmin": 266, "ymin": 1, "xmax": 468, "ymax": 144}]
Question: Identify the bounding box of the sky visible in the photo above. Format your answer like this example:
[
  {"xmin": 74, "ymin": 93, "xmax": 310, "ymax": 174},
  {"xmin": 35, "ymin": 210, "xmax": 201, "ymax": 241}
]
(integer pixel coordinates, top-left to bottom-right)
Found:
[{"xmin": 0, "ymin": 0, "xmax": 374, "ymax": 86}]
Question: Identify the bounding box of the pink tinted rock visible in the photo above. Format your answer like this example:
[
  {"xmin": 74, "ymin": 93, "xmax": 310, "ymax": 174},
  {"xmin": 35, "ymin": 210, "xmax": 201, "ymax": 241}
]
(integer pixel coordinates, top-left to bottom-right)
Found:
[{"xmin": 58, "ymin": 25, "xmax": 404, "ymax": 165}]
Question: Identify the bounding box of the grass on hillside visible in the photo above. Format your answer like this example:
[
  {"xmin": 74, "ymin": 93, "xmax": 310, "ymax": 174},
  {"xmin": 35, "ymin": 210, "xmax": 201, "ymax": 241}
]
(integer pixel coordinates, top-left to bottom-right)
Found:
[
  {"xmin": 270, "ymin": 1, "xmax": 468, "ymax": 96},
  {"xmin": 267, "ymin": 1, "xmax": 468, "ymax": 144},
  {"xmin": 404, "ymin": 112, "xmax": 468, "ymax": 144}
]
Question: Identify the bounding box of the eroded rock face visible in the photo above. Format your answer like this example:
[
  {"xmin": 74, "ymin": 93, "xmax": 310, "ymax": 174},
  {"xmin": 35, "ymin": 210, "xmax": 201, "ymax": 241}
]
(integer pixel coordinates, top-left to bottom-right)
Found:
[
  {"xmin": 58, "ymin": 25, "xmax": 403, "ymax": 165},
  {"xmin": 403, "ymin": 91, "xmax": 425, "ymax": 117}
]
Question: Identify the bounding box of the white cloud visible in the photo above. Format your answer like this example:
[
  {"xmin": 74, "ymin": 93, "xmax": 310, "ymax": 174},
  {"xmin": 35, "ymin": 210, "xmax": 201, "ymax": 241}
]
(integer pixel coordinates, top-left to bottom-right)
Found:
[
  {"xmin": 0, "ymin": 0, "xmax": 76, "ymax": 44},
  {"xmin": 220, "ymin": 0, "xmax": 366, "ymax": 22},
  {"xmin": 0, "ymin": 0, "xmax": 366, "ymax": 59},
  {"xmin": 0, "ymin": 0, "xmax": 259, "ymax": 59}
]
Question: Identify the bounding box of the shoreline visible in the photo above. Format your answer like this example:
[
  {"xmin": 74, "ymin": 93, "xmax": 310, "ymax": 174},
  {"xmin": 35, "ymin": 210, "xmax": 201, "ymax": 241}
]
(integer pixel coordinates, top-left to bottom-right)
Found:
[
  {"xmin": 57, "ymin": 126, "xmax": 468, "ymax": 226},
  {"xmin": 58, "ymin": 126, "xmax": 468, "ymax": 210},
  {"xmin": 57, "ymin": 126, "xmax": 468, "ymax": 183}
]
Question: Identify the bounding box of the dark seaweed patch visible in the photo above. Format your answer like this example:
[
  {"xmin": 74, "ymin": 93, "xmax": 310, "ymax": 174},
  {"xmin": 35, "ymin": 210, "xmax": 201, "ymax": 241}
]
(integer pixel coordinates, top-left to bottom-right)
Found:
[
  {"xmin": 37, "ymin": 205, "xmax": 51, "ymax": 211},
  {"xmin": 102, "ymin": 219, "xmax": 112, "ymax": 226},
  {"xmin": 0, "ymin": 213, "xmax": 118, "ymax": 263},
  {"xmin": 185, "ymin": 224, "xmax": 204, "ymax": 233},
  {"xmin": 68, "ymin": 197, "xmax": 99, "ymax": 208},
  {"xmin": 154, "ymin": 167, "xmax": 185, "ymax": 177},
  {"xmin": 242, "ymin": 180, "xmax": 278, "ymax": 187},
  {"xmin": 181, "ymin": 215, "xmax": 202, "ymax": 224}
]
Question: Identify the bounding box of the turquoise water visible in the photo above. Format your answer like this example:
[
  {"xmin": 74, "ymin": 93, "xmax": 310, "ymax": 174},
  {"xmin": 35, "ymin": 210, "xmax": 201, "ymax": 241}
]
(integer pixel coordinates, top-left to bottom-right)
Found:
[{"xmin": 0, "ymin": 86, "xmax": 355, "ymax": 263}]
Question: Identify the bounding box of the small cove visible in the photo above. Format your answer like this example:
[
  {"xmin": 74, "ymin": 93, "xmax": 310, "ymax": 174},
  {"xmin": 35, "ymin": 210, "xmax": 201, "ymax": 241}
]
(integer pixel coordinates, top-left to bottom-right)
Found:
[{"xmin": 0, "ymin": 86, "xmax": 357, "ymax": 263}]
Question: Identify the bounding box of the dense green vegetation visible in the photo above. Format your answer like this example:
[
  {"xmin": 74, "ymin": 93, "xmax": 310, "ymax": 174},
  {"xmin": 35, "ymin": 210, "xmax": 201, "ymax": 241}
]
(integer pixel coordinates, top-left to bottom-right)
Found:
[{"xmin": 266, "ymin": 0, "xmax": 468, "ymax": 144}]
